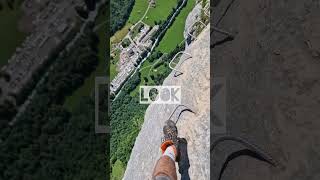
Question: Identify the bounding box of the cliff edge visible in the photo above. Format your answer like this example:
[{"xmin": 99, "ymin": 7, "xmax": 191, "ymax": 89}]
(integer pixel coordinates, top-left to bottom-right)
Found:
[{"xmin": 123, "ymin": 26, "xmax": 210, "ymax": 180}]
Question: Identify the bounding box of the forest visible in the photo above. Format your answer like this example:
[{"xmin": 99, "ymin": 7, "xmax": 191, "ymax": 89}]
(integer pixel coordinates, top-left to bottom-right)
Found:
[{"xmin": 110, "ymin": 0, "xmax": 135, "ymax": 35}]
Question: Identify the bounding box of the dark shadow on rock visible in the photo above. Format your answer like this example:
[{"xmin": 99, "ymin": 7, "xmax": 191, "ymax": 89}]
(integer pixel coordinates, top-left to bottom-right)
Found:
[
  {"xmin": 212, "ymin": 0, "xmax": 222, "ymax": 7},
  {"xmin": 217, "ymin": 149, "xmax": 274, "ymax": 180},
  {"xmin": 211, "ymin": 36, "xmax": 234, "ymax": 48},
  {"xmin": 213, "ymin": 84, "xmax": 223, "ymax": 97},
  {"xmin": 178, "ymin": 138, "xmax": 190, "ymax": 180},
  {"xmin": 214, "ymin": 0, "xmax": 236, "ymax": 26},
  {"xmin": 173, "ymin": 56, "xmax": 193, "ymax": 78},
  {"xmin": 174, "ymin": 71, "xmax": 183, "ymax": 77}
]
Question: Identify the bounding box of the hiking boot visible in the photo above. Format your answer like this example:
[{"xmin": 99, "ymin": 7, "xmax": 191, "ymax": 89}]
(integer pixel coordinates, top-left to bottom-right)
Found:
[
  {"xmin": 163, "ymin": 120, "xmax": 178, "ymax": 142},
  {"xmin": 160, "ymin": 120, "xmax": 179, "ymax": 161}
]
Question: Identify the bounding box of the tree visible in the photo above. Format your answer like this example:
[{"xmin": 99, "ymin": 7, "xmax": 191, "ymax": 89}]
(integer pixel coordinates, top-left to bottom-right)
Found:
[
  {"xmin": 121, "ymin": 38, "xmax": 131, "ymax": 48},
  {"xmin": 143, "ymin": 77, "xmax": 148, "ymax": 83},
  {"xmin": 0, "ymin": 25, "xmax": 105, "ymax": 180},
  {"xmin": 110, "ymin": 0, "xmax": 135, "ymax": 34}
]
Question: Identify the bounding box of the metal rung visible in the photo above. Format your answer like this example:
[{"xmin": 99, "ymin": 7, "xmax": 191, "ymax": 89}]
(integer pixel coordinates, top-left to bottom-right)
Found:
[
  {"xmin": 168, "ymin": 104, "xmax": 196, "ymax": 124},
  {"xmin": 187, "ymin": 20, "xmax": 207, "ymax": 40},
  {"xmin": 203, "ymin": 4, "xmax": 210, "ymax": 17},
  {"xmin": 169, "ymin": 51, "xmax": 192, "ymax": 76}
]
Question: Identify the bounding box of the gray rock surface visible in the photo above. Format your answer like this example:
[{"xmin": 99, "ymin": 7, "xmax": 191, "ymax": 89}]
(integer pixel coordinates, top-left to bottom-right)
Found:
[{"xmin": 123, "ymin": 26, "xmax": 210, "ymax": 180}]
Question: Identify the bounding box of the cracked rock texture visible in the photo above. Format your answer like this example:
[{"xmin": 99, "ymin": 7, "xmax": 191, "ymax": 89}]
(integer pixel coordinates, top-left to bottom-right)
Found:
[{"xmin": 123, "ymin": 26, "xmax": 210, "ymax": 180}]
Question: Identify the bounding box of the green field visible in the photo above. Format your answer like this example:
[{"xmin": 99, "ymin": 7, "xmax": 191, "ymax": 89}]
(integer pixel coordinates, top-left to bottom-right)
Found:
[
  {"xmin": 130, "ymin": 22, "xmax": 144, "ymax": 39},
  {"xmin": 130, "ymin": 60, "xmax": 155, "ymax": 96},
  {"xmin": 127, "ymin": 0, "xmax": 149, "ymax": 24},
  {"xmin": 156, "ymin": 0, "xmax": 196, "ymax": 53},
  {"xmin": 143, "ymin": 0, "xmax": 178, "ymax": 26},
  {"xmin": 130, "ymin": 54, "xmax": 169, "ymax": 97},
  {"xmin": 111, "ymin": 23, "xmax": 131, "ymax": 44},
  {"xmin": 64, "ymin": 14, "xmax": 107, "ymax": 111},
  {"xmin": 110, "ymin": 48, "xmax": 120, "ymax": 80},
  {"xmin": 129, "ymin": 0, "xmax": 197, "ymax": 94},
  {"xmin": 112, "ymin": 0, "xmax": 179, "ymax": 42},
  {"xmin": 128, "ymin": 0, "xmax": 197, "ymax": 96},
  {"xmin": 111, "ymin": 0, "xmax": 148, "ymax": 44},
  {"xmin": 0, "ymin": 1, "xmax": 27, "ymax": 67},
  {"xmin": 111, "ymin": 160, "xmax": 125, "ymax": 180}
]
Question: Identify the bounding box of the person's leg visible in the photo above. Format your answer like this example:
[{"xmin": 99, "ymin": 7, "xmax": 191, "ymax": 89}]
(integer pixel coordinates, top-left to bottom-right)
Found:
[
  {"xmin": 152, "ymin": 120, "xmax": 179, "ymax": 180},
  {"xmin": 153, "ymin": 146, "xmax": 178, "ymax": 180}
]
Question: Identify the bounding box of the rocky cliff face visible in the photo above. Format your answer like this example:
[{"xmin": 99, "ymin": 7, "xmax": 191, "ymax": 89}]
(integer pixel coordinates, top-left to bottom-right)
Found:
[
  {"xmin": 211, "ymin": 0, "xmax": 320, "ymax": 179},
  {"xmin": 123, "ymin": 26, "xmax": 210, "ymax": 180},
  {"xmin": 184, "ymin": 3, "xmax": 201, "ymax": 39}
]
